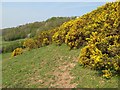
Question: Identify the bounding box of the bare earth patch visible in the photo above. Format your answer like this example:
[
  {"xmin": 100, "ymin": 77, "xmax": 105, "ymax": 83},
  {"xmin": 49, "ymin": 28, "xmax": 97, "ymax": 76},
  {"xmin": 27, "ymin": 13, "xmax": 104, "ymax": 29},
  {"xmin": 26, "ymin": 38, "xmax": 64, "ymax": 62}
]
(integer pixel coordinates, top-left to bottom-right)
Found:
[{"xmin": 49, "ymin": 57, "xmax": 78, "ymax": 88}]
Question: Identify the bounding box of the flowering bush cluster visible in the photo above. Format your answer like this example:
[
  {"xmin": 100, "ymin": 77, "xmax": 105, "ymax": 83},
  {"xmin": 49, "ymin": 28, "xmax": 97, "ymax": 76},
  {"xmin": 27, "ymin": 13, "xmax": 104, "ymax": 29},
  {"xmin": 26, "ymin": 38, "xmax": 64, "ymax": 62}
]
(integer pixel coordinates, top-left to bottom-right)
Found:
[
  {"xmin": 23, "ymin": 38, "xmax": 38, "ymax": 50},
  {"xmin": 79, "ymin": 32, "xmax": 120, "ymax": 78},
  {"xmin": 11, "ymin": 48, "xmax": 23, "ymax": 57},
  {"xmin": 52, "ymin": 20, "xmax": 74, "ymax": 45},
  {"xmin": 42, "ymin": 38, "xmax": 49, "ymax": 46},
  {"xmin": 35, "ymin": 28, "xmax": 59, "ymax": 47},
  {"xmin": 78, "ymin": 2, "xmax": 120, "ymax": 78}
]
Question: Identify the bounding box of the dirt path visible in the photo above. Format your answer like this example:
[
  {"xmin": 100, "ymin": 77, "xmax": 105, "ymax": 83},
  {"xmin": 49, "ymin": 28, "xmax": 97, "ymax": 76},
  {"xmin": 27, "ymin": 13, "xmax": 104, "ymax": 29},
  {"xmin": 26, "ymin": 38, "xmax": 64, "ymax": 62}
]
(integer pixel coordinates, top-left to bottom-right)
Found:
[{"xmin": 49, "ymin": 57, "xmax": 78, "ymax": 88}]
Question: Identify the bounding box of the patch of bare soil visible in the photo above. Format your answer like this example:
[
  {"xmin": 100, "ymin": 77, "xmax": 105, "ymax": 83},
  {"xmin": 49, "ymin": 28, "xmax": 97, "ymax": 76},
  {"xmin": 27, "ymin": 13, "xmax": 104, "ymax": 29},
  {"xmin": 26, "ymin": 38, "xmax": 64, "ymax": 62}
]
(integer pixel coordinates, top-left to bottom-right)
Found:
[{"xmin": 49, "ymin": 57, "xmax": 78, "ymax": 88}]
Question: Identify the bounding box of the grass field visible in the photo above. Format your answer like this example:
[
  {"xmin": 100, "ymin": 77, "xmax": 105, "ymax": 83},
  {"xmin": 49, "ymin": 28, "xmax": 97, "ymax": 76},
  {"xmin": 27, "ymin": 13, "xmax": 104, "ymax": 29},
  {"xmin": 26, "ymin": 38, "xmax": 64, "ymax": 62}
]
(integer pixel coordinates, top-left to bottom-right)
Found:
[{"xmin": 2, "ymin": 44, "xmax": 119, "ymax": 88}]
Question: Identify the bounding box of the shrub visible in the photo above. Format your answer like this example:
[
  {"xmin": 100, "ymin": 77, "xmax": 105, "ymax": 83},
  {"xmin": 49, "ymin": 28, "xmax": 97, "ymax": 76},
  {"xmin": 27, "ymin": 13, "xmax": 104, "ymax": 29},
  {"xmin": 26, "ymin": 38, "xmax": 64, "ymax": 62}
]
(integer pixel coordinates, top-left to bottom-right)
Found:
[
  {"xmin": 79, "ymin": 32, "xmax": 120, "ymax": 78},
  {"xmin": 35, "ymin": 30, "xmax": 52, "ymax": 47},
  {"xmin": 52, "ymin": 20, "xmax": 74, "ymax": 45},
  {"xmin": 42, "ymin": 38, "xmax": 49, "ymax": 46},
  {"xmin": 65, "ymin": 28, "xmax": 85, "ymax": 49},
  {"xmin": 52, "ymin": 31, "xmax": 64, "ymax": 45},
  {"xmin": 23, "ymin": 38, "xmax": 38, "ymax": 50},
  {"xmin": 102, "ymin": 69, "xmax": 112, "ymax": 79},
  {"xmin": 11, "ymin": 48, "xmax": 23, "ymax": 57}
]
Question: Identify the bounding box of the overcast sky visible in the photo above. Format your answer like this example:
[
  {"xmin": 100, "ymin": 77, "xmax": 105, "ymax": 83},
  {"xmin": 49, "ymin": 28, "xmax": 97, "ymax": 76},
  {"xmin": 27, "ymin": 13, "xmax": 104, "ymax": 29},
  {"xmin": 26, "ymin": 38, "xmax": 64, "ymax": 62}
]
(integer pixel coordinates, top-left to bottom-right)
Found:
[{"xmin": 1, "ymin": 1, "xmax": 115, "ymax": 29}]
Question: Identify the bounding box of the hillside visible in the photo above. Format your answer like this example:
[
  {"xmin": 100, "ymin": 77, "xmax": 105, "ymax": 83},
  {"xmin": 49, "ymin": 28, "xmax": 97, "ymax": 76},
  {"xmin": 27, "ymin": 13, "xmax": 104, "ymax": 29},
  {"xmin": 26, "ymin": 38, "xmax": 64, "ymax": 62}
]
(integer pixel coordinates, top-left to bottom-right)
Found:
[
  {"xmin": 2, "ymin": 1, "xmax": 120, "ymax": 88},
  {"xmin": 1, "ymin": 17, "xmax": 76, "ymax": 53},
  {"xmin": 2, "ymin": 44, "xmax": 118, "ymax": 88},
  {"xmin": 2, "ymin": 17, "xmax": 76, "ymax": 41}
]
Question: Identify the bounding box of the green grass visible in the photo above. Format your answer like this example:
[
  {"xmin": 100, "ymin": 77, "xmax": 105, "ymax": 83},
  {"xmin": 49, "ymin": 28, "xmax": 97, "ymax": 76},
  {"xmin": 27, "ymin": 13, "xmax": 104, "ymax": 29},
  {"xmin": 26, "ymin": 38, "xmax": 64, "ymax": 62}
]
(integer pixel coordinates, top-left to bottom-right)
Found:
[
  {"xmin": 2, "ymin": 44, "xmax": 118, "ymax": 88},
  {"xmin": 71, "ymin": 64, "xmax": 118, "ymax": 88},
  {"xmin": 1, "ymin": 39, "xmax": 25, "ymax": 53},
  {"xmin": 2, "ymin": 39, "xmax": 24, "ymax": 46}
]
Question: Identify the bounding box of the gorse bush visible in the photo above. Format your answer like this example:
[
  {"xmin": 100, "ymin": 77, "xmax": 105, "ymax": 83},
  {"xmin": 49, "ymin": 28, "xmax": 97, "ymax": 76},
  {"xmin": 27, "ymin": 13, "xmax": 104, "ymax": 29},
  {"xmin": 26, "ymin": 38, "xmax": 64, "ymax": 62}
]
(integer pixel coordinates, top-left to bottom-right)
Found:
[
  {"xmin": 42, "ymin": 38, "xmax": 49, "ymax": 46},
  {"xmin": 23, "ymin": 38, "xmax": 38, "ymax": 50},
  {"xmin": 79, "ymin": 32, "xmax": 120, "ymax": 78},
  {"xmin": 11, "ymin": 48, "xmax": 23, "ymax": 57},
  {"xmin": 35, "ymin": 29, "xmax": 54, "ymax": 47},
  {"xmin": 52, "ymin": 20, "xmax": 74, "ymax": 46},
  {"xmin": 65, "ymin": 29, "xmax": 85, "ymax": 49}
]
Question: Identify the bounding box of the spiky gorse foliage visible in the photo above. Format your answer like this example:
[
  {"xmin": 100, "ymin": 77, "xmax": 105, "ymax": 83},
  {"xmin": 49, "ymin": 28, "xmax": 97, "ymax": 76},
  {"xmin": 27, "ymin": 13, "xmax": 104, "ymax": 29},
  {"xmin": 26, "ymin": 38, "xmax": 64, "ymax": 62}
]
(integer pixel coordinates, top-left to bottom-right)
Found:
[
  {"xmin": 11, "ymin": 48, "xmax": 23, "ymax": 57},
  {"xmin": 78, "ymin": 2, "xmax": 120, "ymax": 78},
  {"xmin": 42, "ymin": 38, "xmax": 49, "ymax": 46},
  {"xmin": 23, "ymin": 38, "xmax": 38, "ymax": 50},
  {"xmin": 35, "ymin": 31, "xmax": 49, "ymax": 47},
  {"xmin": 35, "ymin": 28, "xmax": 59, "ymax": 47},
  {"xmin": 52, "ymin": 20, "xmax": 74, "ymax": 45},
  {"xmin": 65, "ymin": 29, "xmax": 84, "ymax": 49},
  {"xmin": 79, "ymin": 32, "xmax": 120, "ymax": 79}
]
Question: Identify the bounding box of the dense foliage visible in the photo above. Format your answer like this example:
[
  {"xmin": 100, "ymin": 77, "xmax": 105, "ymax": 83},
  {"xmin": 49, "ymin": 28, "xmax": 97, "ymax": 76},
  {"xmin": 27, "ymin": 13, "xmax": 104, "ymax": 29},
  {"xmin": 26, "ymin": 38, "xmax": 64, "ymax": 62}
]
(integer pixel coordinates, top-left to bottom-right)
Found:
[
  {"xmin": 23, "ymin": 38, "xmax": 38, "ymax": 50},
  {"xmin": 78, "ymin": 2, "xmax": 120, "ymax": 78},
  {"xmin": 52, "ymin": 20, "xmax": 74, "ymax": 46},
  {"xmin": 11, "ymin": 48, "xmax": 23, "ymax": 57},
  {"xmin": 79, "ymin": 32, "xmax": 120, "ymax": 78}
]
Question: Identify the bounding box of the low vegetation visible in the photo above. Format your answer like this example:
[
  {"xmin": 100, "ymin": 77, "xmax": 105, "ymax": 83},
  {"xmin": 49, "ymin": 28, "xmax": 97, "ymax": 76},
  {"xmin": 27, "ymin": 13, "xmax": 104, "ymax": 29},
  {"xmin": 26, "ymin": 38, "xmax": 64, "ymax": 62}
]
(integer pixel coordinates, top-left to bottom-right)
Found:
[
  {"xmin": 2, "ymin": 44, "xmax": 118, "ymax": 88},
  {"xmin": 11, "ymin": 48, "xmax": 23, "ymax": 57}
]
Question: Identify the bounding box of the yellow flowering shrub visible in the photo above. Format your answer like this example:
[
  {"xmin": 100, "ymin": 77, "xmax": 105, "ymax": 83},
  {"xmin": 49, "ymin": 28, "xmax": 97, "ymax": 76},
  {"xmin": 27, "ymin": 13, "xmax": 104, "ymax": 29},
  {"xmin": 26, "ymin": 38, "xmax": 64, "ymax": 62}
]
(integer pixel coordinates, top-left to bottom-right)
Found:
[
  {"xmin": 35, "ymin": 28, "xmax": 59, "ymax": 47},
  {"xmin": 102, "ymin": 69, "xmax": 112, "ymax": 79},
  {"xmin": 23, "ymin": 38, "xmax": 38, "ymax": 50},
  {"xmin": 52, "ymin": 31, "xmax": 63, "ymax": 45},
  {"xmin": 42, "ymin": 38, "xmax": 49, "ymax": 46},
  {"xmin": 79, "ymin": 31, "xmax": 120, "ymax": 78},
  {"xmin": 65, "ymin": 28, "xmax": 85, "ymax": 49},
  {"xmin": 52, "ymin": 20, "xmax": 74, "ymax": 45},
  {"xmin": 11, "ymin": 48, "xmax": 23, "ymax": 57}
]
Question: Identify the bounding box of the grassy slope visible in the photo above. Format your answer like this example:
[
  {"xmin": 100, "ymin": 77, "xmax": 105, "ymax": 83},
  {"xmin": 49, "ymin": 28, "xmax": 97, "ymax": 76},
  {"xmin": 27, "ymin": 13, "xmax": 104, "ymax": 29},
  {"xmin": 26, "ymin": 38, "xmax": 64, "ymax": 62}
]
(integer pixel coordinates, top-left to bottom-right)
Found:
[{"xmin": 2, "ymin": 44, "xmax": 118, "ymax": 88}]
